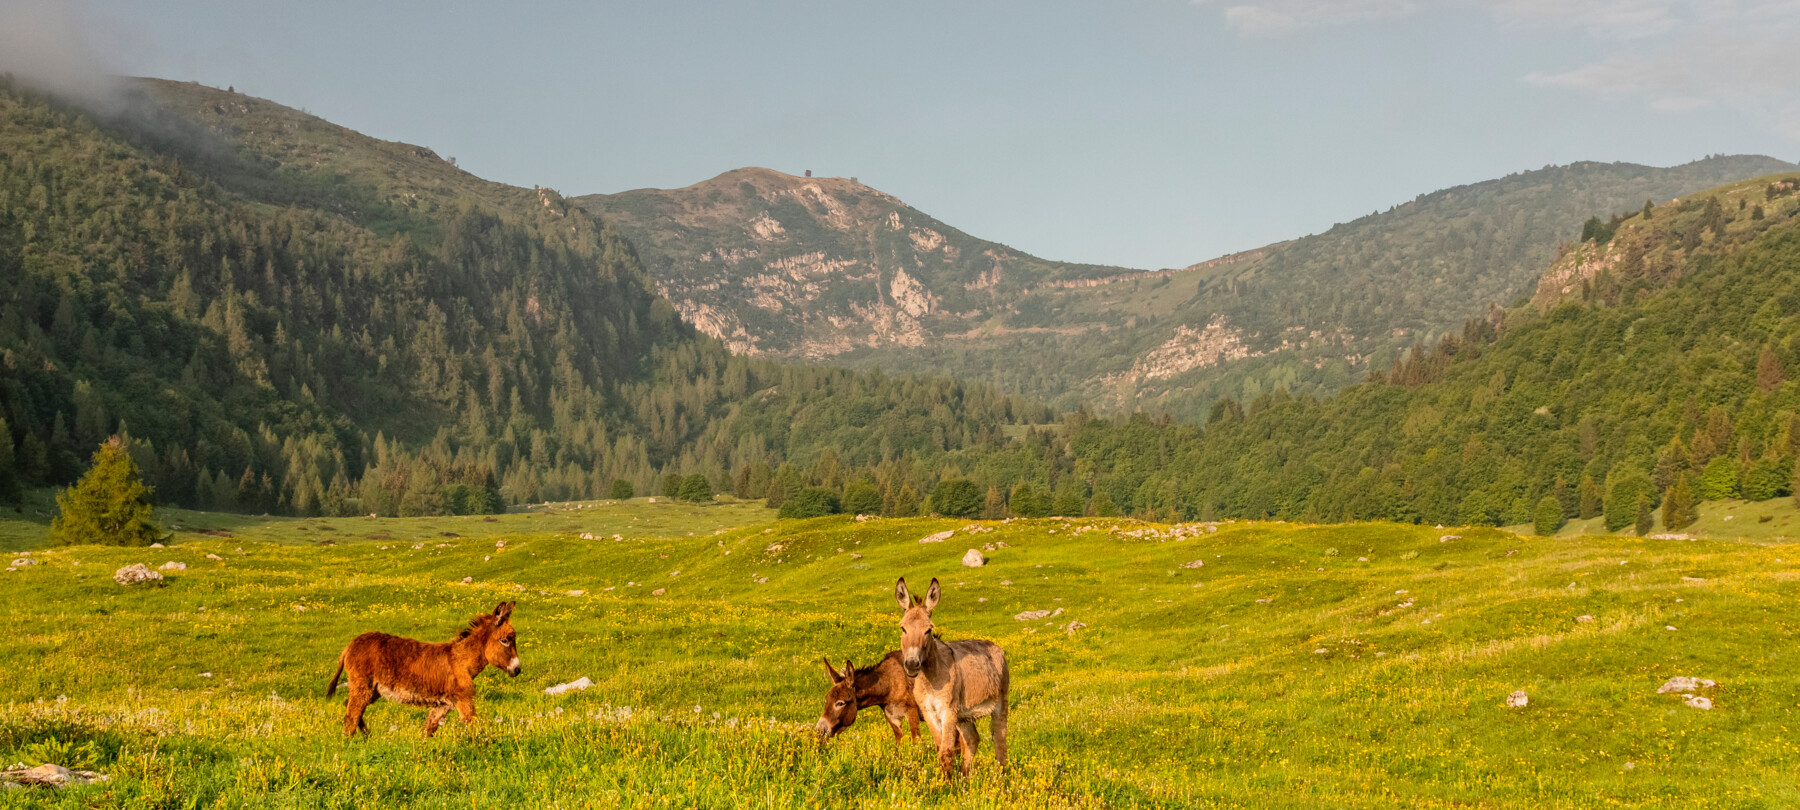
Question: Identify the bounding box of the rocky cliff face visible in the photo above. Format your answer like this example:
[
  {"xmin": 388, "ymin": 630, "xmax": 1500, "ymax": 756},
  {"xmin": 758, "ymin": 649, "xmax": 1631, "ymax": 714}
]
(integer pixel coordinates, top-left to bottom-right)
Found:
[{"xmin": 573, "ymin": 168, "xmax": 1132, "ymax": 359}]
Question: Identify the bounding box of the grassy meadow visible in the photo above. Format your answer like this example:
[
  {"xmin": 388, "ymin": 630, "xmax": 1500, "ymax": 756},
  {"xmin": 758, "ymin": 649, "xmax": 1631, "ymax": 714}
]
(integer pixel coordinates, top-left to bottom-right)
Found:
[{"xmin": 2, "ymin": 501, "xmax": 1799, "ymax": 807}]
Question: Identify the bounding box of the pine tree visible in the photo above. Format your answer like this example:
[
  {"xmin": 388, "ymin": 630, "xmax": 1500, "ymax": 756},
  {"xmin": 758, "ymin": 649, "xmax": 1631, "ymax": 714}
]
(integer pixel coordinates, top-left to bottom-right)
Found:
[
  {"xmin": 890, "ymin": 484, "xmax": 919, "ymax": 518},
  {"xmin": 983, "ymin": 486, "xmax": 1005, "ymax": 520},
  {"xmin": 48, "ymin": 437, "xmax": 164, "ymax": 546},
  {"xmin": 609, "ymin": 478, "xmax": 635, "ymax": 500},
  {"xmin": 660, "ymin": 473, "xmax": 683, "ymax": 498},
  {"xmin": 1662, "ymin": 474, "xmax": 1695, "ymax": 531},
  {"xmin": 1634, "ymin": 493, "xmax": 1653, "ymax": 537},
  {"xmin": 1578, "ymin": 474, "xmax": 1602, "ymax": 519},
  {"xmin": 0, "ymin": 417, "xmax": 17, "ymax": 501},
  {"xmin": 1642, "ymin": 199, "xmax": 1654, "ymax": 219},
  {"xmin": 1757, "ymin": 347, "xmax": 1786, "ymax": 392}
]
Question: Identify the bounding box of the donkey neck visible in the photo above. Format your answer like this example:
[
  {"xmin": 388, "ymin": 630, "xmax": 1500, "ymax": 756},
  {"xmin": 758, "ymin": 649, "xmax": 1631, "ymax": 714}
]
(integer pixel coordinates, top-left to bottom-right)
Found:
[
  {"xmin": 915, "ymin": 632, "xmax": 957, "ymax": 682},
  {"xmin": 853, "ymin": 658, "xmax": 905, "ymax": 708},
  {"xmin": 449, "ymin": 630, "xmax": 491, "ymax": 679}
]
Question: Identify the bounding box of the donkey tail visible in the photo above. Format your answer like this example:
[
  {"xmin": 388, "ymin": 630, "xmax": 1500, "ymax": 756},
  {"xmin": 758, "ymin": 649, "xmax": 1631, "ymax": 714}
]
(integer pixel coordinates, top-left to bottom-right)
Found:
[{"xmin": 325, "ymin": 653, "xmax": 346, "ymax": 698}]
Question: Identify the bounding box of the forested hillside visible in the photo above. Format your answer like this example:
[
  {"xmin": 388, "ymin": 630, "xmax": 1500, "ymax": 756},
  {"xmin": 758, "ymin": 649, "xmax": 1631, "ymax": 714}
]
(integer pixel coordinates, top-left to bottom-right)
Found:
[
  {"xmin": 1022, "ymin": 174, "xmax": 1800, "ymax": 526},
  {"xmin": 585, "ymin": 158, "xmax": 1794, "ymax": 420},
  {"xmin": 0, "ymin": 77, "xmax": 1045, "ymax": 516}
]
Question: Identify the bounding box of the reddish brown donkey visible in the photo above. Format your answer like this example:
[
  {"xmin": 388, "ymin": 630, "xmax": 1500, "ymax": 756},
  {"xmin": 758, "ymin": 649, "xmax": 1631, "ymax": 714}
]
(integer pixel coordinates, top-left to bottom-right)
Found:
[
  {"xmin": 895, "ymin": 577, "xmax": 1009, "ymax": 777},
  {"xmin": 326, "ymin": 601, "xmax": 522, "ymax": 738},
  {"xmin": 814, "ymin": 651, "xmax": 923, "ymax": 743}
]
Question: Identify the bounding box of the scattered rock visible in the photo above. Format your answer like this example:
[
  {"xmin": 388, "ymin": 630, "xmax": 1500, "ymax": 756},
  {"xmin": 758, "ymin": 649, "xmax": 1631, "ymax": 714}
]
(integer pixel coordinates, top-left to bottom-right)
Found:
[
  {"xmin": 1665, "ymin": 626, "xmax": 1678, "ymax": 631},
  {"xmin": 919, "ymin": 530, "xmax": 954, "ymax": 544},
  {"xmin": 1506, "ymin": 690, "xmax": 1529, "ymax": 708},
  {"xmin": 112, "ymin": 564, "xmax": 164, "ymax": 586},
  {"xmin": 1439, "ymin": 535, "xmax": 1461, "ymax": 543},
  {"xmin": 1063, "ymin": 621, "xmax": 1087, "ymax": 635},
  {"xmin": 159, "ymin": 561, "xmax": 187, "ymax": 571},
  {"xmin": 462, "ymin": 577, "xmax": 473, "ymax": 583},
  {"xmin": 1657, "ymin": 676, "xmax": 1717, "ymax": 694},
  {"xmin": 962, "ymin": 549, "xmax": 985, "ymax": 567},
  {"xmin": 1014, "ymin": 609, "xmax": 1053, "ymax": 621},
  {"xmin": 1684, "ymin": 695, "xmax": 1713, "ymax": 710},
  {"xmin": 544, "ymin": 676, "xmax": 593, "ymax": 696},
  {"xmin": 651, "ymin": 588, "xmax": 666, "ymax": 596},
  {"xmin": 150, "ymin": 543, "xmax": 164, "ymax": 548},
  {"xmin": 0, "ymin": 763, "xmax": 111, "ymax": 788},
  {"xmin": 1648, "ymin": 533, "xmax": 1692, "ymax": 540},
  {"xmin": 1000, "ymin": 580, "xmax": 1013, "ymax": 586},
  {"xmin": 854, "ymin": 514, "xmax": 871, "ymax": 522},
  {"xmin": 1575, "ymin": 615, "xmax": 1596, "ymax": 623},
  {"xmin": 1181, "ymin": 560, "xmax": 1204, "ymax": 569},
  {"xmin": 495, "ymin": 541, "xmax": 507, "ymax": 549},
  {"xmin": 206, "ymin": 552, "xmax": 224, "ymax": 561},
  {"xmin": 567, "ymin": 590, "xmax": 586, "ymax": 597},
  {"xmin": 1680, "ymin": 576, "xmax": 1705, "ymax": 582},
  {"xmin": 10, "ymin": 558, "xmax": 35, "ymax": 568},
  {"xmin": 1313, "ymin": 648, "xmax": 1329, "ymax": 654},
  {"xmin": 1356, "ymin": 556, "xmax": 1369, "ymax": 562}
]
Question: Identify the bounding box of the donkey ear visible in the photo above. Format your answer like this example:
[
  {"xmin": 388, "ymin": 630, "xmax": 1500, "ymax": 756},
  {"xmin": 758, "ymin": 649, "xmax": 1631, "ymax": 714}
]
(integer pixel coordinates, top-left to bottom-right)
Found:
[
  {"xmin": 493, "ymin": 601, "xmax": 514, "ymax": 623},
  {"xmin": 822, "ymin": 656, "xmax": 844, "ymax": 682},
  {"xmin": 894, "ymin": 577, "xmax": 911, "ymax": 612},
  {"xmin": 843, "ymin": 658, "xmax": 855, "ymax": 679},
  {"xmin": 923, "ymin": 578, "xmax": 941, "ymax": 613}
]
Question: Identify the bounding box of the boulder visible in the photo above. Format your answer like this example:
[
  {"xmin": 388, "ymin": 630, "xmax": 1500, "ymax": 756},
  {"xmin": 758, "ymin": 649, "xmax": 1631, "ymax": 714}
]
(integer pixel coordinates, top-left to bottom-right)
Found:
[
  {"xmin": 544, "ymin": 676, "xmax": 593, "ymax": 696},
  {"xmin": 1657, "ymin": 676, "xmax": 1717, "ymax": 694},
  {"xmin": 112, "ymin": 564, "xmax": 164, "ymax": 586},
  {"xmin": 0, "ymin": 763, "xmax": 110, "ymax": 788},
  {"xmin": 1181, "ymin": 560, "xmax": 1204, "ymax": 569},
  {"xmin": 159, "ymin": 561, "xmax": 187, "ymax": 571},
  {"xmin": 919, "ymin": 530, "xmax": 954, "ymax": 544},
  {"xmin": 651, "ymin": 588, "xmax": 666, "ymax": 596},
  {"xmin": 1684, "ymin": 695, "xmax": 1714, "ymax": 710},
  {"xmin": 1506, "ymin": 690, "xmax": 1529, "ymax": 708},
  {"xmin": 962, "ymin": 549, "xmax": 985, "ymax": 567},
  {"xmin": 10, "ymin": 558, "xmax": 36, "ymax": 568},
  {"xmin": 1063, "ymin": 621, "xmax": 1087, "ymax": 635}
]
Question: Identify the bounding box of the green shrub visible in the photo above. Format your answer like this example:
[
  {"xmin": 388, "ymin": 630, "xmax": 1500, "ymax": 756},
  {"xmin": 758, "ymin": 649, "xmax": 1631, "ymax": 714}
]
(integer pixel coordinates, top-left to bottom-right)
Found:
[
  {"xmin": 677, "ymin": 474, "xmax": 713, "ymax": 503},
  {"xmin": 1533, "ymin": 497, "xmax": 1564, "ymax": 536},
  {"xmin": 779, "ymin": 487, "xmax": 841, "ymax": 519},
  {"xmin": 928, "ymin": 479, "xmax": 982, "ymax": 518},
  {"xmin": 610, "ymin": 479, "xmax": 635, "ymax": 500},
  {"xmin": 841, "ymin": 483, "xmax": 882, "ymax": 516},
  {"xmin": 1698, "ymin": 457, "xmax": 1739, "ymax": 501},
  {"xmin": 661, "ymin": 474, "xmax": 684, "ymax": 499},
  {"xmin": 1604, "ymin": 469, "xmax": 1653, "ymax": 532}
]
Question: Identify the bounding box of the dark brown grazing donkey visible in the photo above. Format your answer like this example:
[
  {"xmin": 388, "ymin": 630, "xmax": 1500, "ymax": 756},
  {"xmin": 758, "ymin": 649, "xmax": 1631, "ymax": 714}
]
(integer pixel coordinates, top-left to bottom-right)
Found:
[
  {"xmin": 326, "ymin": 601, "xmax": 522, "ymax": 738},
  {"xmin": 814, "ymin": 651, "xmax": 923, "ymax": 743},
  {"xmin": 895, "ymin": 577, "xmax": 1009, "ymax": 777}
]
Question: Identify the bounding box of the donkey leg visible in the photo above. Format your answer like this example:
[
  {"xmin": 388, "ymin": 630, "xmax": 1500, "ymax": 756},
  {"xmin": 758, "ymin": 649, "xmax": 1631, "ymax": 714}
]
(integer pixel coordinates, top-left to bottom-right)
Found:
[
  {"xmin": 343, "ymin": 683, "xmax": 374, "ymax": 737},
  {"xmin": 883, "ymin": 705, "xmax": 906, "ymax": 743},
  {"xmin": 423, "ymin": 704, "xmax": 453, "ymax": 738},
  {"xmin": 991, "ymin": 701, "xmax": 1009, "ymax": 768},
  {"xmin": 928, "ymin": 711, "xmax": 959, "ymax": 778},
  {"xmin": 956, "ymin": 719, "xmax": 981, "ymax": 776},
  {"xmin": 455, "ymin": 696, "xmax": 478, "ymax": 726}
]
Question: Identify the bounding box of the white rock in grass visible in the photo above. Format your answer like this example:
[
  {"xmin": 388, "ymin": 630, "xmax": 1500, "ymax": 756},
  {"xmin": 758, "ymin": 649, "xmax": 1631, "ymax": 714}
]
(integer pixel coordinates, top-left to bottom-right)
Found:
[
  {"xmin": 962, "ymin": 549, "xmax": 985, "ymax": 567},
  {"xmin": 544, "ymin": 676, "xmax": 593, "ymax": 696},
  {"xmin": 1657, "ymin": 677, "xmax": 1717, "ymax": 694},
  {"xmin": 1014, "ymin": 609, "xmax": 1053, "ymax": 621},
  {"xmin": 651, "ymin": 588, "xmax": 666, "ymax": 596},
  {"xmin": 1506, "ymin": 690, "xmax": 1529, "ymax": 708},
  {"xmin": 567, "ymin": 590, "xmax": 586, "ymax": 597},
  {"xmin": 1575, "ymin": 615, "xmax": 1596, "ymax": 623},
  {"xmin": 10, "ymin": 558, "xmax": 35, "ymax": 568},
  {"xmin": 1684, "ymin": 695, "xmax": 1713, "ymax": 710},
  {"xmin": 1439, "ymin": 535, "xmax": 1461, "ymax": 543},
  {"xmin": 206, "ymin": 553, "xmax": 223, "ymax": 561},
  {"xmin": 150, "ymin": 543, "xmax": 164, "ymax": 548},
  {"xmin": 1181, "ymin": 560, "xmax": 1205, "ymax": 569},
  {"xmin": 159, "ymin": 561, "xmax": 187, "ymax": 571},
  {"xmin": 112, "ymin": 564, "xmax": 163, "ymax": 586},
  {"xmin": 919, "ymin": 530, "xmax": 954, "ymax": 544}
]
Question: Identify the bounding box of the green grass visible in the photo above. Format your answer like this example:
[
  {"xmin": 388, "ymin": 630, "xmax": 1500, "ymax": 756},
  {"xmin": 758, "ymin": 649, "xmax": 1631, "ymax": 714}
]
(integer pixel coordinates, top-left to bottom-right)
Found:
[
  {"xmin": 3, "ymin": 511, "xmax": 1798, "ymax": 807},
  {"xmin": 1507, "ymin": 497, "xmax": 1800, "ymax": 543}
]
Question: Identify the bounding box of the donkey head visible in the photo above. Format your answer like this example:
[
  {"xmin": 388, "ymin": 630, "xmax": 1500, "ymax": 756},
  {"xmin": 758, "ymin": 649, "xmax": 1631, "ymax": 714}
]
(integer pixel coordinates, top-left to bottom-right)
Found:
[
  {"xmin": 814, "ymin": 657, "xmax": 859, "ymax": 740},
  {"xmin": 481, "ymin": 601, "xmax": 522, "ymax": 677},
  {"xmin": 894, "ymin": 577, "xmax": 940, "ymax": 678}
]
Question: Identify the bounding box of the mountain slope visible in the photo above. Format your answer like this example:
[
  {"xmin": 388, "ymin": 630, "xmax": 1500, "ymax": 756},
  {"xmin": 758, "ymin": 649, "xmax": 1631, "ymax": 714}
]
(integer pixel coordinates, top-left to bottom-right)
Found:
[
  {"xmin": 584, "ymin": 158, "xmax": 1796, "ymax": 418},
  {"xmin": 0, "ymin": 77, "xmax": 1043, "ymax": 513},
  {"xmin": 574, "ymin": 168, "xmax": 1139, "ymax": 357}
]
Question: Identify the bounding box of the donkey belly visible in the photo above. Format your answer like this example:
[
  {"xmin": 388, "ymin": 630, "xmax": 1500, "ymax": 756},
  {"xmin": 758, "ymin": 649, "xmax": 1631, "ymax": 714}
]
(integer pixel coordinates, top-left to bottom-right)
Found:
[
  {"xmin": 959, "ymin": 698, "xmax": 998, "ymax": 720},
  {"xmin": 377, "ymin": 683, "xmax": 451, "ymax": 707}
]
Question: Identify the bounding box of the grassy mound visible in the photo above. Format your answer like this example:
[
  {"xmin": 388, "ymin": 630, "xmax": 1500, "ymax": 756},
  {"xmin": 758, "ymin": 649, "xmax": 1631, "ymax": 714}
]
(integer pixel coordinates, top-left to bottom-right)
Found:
[{"xmin": 2, "ymin": 506, "xmax": 1796, "ymax": 807}]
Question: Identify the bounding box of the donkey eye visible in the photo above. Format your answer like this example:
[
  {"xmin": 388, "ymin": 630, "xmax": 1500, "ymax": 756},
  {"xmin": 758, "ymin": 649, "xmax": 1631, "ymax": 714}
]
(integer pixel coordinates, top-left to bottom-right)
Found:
[
  {"xmin": 501, "ymin": 638, "xmax": 514, "ymax": 646},
  {"xmin": 835, "ymin": 701, "xmax": 846, "ymax": 708}
]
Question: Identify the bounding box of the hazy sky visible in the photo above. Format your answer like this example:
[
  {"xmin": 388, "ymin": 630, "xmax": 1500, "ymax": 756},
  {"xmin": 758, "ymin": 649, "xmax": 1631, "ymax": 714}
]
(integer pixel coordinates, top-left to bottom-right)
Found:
[{"xmin": 11, "ymin": 0, "xmax": 1800, "ymax": 268}]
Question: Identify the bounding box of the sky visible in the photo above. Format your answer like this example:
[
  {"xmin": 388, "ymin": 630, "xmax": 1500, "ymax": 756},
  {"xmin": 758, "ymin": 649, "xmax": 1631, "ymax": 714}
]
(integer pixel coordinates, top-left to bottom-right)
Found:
[{"xmin": 5, "ymin": 0, "xmax": 1798, "ymax": 269}]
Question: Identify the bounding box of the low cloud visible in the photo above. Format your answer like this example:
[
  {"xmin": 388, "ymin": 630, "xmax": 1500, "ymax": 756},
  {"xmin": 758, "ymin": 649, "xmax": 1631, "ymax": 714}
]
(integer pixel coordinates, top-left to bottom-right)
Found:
[{"xmin": 0, "ymin": 0, "xmax": 122, "ymax": 105}]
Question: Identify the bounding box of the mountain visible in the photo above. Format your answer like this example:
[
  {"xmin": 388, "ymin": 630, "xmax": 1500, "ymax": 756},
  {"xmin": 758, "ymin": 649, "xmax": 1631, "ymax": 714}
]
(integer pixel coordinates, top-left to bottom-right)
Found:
[
  {"xmin": 0, "ymin": 77, "xmax": 1045, "ymax": 514},
  {"xmin": 573, "ymin": 168, "xmax": 1139, "ymax": 358},
  {"xmin": 1044, "ymin": 171, "xmax": 1800, "ymax": 525},
  {"xmin": 582, "ymin": 157, "xmax": 1797, "ymax": 418}
]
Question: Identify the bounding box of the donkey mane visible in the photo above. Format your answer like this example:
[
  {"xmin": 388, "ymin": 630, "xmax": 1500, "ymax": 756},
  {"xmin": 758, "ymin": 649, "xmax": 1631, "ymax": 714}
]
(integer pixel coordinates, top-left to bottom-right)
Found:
[{"xmin": 457, "ymin": 613, "xmax": 499, "ymax": 639}]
